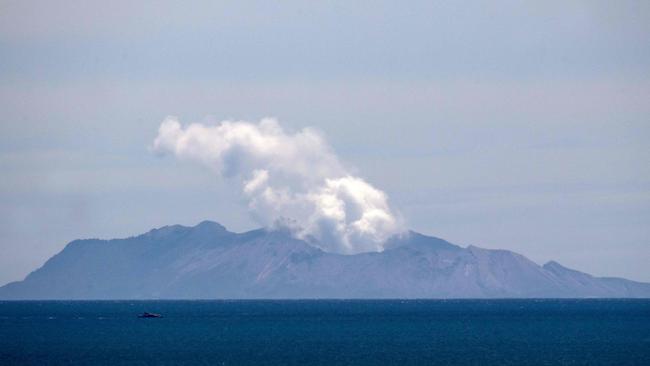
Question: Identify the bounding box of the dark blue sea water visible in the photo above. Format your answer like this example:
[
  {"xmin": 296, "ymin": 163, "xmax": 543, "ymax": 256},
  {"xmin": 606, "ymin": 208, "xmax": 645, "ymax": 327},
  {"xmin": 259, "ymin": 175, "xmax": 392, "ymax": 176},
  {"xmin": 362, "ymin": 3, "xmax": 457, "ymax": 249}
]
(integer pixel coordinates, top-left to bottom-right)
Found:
[{"xmin": 1, "ymin": 300, "xmax": 649, "ymax": 365}]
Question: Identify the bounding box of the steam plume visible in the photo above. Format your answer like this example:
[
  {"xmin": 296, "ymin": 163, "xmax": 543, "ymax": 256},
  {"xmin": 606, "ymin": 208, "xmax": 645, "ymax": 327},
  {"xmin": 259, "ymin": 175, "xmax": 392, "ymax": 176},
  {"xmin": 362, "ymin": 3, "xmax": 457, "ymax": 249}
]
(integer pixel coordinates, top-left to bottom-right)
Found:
[{"xmin": 152, "ymin": 116, "xmax": 401, "ymax": 254}]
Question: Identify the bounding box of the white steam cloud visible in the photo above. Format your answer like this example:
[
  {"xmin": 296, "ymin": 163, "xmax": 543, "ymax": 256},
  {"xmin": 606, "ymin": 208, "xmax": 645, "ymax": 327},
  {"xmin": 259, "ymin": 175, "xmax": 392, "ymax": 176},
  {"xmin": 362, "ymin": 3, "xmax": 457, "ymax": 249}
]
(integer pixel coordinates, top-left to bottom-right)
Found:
[{"xmin": 152, "ymin": 116, "xmax": 401, "ymax": 254}]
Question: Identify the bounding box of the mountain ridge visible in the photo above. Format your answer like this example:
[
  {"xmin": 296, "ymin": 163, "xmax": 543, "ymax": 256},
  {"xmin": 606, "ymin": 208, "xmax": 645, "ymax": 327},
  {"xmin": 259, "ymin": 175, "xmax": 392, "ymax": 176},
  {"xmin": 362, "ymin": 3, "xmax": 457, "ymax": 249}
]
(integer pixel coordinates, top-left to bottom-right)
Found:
[{"xmin": 1, "ymin": 220, "xmax": 649, "ymax": 299}]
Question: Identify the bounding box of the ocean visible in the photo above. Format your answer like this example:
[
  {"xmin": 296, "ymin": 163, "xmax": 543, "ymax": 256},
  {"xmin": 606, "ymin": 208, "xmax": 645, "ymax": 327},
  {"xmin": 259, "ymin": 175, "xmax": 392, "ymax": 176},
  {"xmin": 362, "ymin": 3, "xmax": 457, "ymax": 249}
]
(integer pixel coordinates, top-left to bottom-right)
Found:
[{"xmin": 1, "ymin": 299, "xmax": 649, "ymax": 365}]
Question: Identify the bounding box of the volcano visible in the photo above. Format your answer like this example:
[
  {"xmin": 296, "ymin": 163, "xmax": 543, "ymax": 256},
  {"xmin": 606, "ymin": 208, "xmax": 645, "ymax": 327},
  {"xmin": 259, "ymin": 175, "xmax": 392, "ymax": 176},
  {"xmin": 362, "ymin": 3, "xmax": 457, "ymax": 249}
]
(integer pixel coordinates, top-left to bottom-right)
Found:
[{"xmin": 1, "ymin": 220, "xmax": 649, "ymax": 299}]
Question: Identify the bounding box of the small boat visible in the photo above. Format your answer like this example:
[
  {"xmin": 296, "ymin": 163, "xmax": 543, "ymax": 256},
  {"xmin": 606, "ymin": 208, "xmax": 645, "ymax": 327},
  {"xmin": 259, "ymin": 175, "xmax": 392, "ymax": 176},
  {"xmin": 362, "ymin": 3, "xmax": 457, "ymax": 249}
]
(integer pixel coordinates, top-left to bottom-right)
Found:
[{"xmin": 138, "ymin": 312, "xmax": 162, "ymax": 318}]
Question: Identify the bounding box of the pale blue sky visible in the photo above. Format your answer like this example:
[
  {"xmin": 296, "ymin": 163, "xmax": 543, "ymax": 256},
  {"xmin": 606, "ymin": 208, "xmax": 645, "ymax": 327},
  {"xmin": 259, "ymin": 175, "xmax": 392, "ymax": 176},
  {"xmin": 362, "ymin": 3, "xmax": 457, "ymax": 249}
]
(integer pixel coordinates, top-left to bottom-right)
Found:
[{"xmin": 1, "ymin": 0, "xmax": 649, "ymax": 285}]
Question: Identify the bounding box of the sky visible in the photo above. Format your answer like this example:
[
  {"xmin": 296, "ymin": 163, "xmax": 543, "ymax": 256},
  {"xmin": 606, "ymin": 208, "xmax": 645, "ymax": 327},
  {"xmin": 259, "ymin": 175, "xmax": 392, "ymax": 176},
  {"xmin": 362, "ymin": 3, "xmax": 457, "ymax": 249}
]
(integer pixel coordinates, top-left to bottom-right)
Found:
[{"xmin": 0, "ymin": 0, "xmax": 649, "ymax": 285}]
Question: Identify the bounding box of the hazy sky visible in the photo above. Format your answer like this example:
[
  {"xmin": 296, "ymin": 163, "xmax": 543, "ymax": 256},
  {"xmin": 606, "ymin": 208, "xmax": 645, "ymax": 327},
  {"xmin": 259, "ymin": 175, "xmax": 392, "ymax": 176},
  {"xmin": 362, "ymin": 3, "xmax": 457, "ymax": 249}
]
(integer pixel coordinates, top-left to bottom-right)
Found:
[{"xmin": 1, "ymin": 1, "xmax": 649, "ymax": 285}]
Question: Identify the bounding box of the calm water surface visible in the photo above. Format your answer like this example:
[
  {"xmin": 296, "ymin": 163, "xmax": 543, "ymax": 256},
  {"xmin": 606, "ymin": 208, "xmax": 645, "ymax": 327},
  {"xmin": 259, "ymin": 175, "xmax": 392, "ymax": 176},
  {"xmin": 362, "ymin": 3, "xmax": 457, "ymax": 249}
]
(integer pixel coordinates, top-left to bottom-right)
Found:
[{"xmin": 1, "ymin": 299, "xmax": 649, "ymax": 365}]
